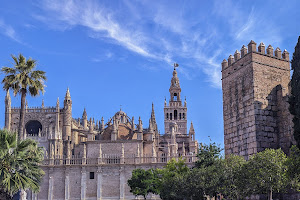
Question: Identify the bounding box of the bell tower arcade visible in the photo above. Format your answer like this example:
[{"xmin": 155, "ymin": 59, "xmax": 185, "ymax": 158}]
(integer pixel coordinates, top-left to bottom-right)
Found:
[{"xmin": 164, "ymin": 64, "xmax": 187, "ymax": 135}]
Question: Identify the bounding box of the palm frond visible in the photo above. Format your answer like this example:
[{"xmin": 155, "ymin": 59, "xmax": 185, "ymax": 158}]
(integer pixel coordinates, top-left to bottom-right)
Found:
[
  {"xmin": 31, "ymin": 70, "xmax": 47, "ymax": 81},
  {"xmin": 0, "ymin": 129, "xmax": 44, "ymax": 196},
  {"xmin": 1, "ymin": 67, "xmax": 16, "ymax": 75}
]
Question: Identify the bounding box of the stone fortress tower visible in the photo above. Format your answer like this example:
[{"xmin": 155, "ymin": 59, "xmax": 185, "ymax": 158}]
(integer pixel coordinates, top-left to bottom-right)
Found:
[
  {"xmin": 222, "ymin": 40, "xmax": 296, "ymax": 159},
  {"xmin": 4, "ymin": 66, "xmax": 198, "ymax": 200}
]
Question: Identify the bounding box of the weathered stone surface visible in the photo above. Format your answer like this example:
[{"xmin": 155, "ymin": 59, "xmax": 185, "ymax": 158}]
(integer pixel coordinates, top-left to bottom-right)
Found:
[{"xmin": 222, "ymin": 41, "xmax": 296, "ymax": 159}]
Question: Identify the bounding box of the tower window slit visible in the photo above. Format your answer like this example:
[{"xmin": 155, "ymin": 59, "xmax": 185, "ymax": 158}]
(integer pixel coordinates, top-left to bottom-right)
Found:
[
  {"xmin": 170, "ymin": 113, "xmax": 172, "ymax": 120},
  {"xmin": 166, "ymin": 113, "xmax": 169, "ymax": 120},
  {"xmin": 179, "ymin": 113, "xmax": 181, "ymax": 120},
  {"xmin": 183, "ymin": 113, "xmax": 185, "ymax": 119},
  {"xmin": 174, "ymin": 110, "xmax": 177, "ymax": 120}
]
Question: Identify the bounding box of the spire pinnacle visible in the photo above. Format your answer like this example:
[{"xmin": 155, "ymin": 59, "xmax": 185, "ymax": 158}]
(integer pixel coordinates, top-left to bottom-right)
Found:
[
  {"xmin": 189, "ymin": 121, "xmax": 195, "ymax": 134},
  {"xmin": 83, "ymin": 108, "xmax": 87, "ymax": 118},
  {"xmin": 149, "ymin": 119, "xmax": 154, "ymax": 133},
  {"xmin": 65, "ymin": 87, "xmax": 71, "ymax": 100},
  {"xmin": 101, "ymin": 117, "xmax": 105, "ymax": 130},
  {"xmin": 112, "ymin": 117, "xmax": 117, "ymax": 132},
  {"xmin": 42, "ymin": 99, "xmax": 44, "ymax": 108},
  {"xmin": 151, "ymin": 103, "xmax": 156, "ymax": 122},
  {"xmin": 138, "ymin": 116, "xmax": 143, "ymax": 132}
]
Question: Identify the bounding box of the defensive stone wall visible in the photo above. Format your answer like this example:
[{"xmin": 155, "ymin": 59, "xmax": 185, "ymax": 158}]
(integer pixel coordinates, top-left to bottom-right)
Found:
[{"xmin": 222, "ymin": 40, "xmax": 295, "ymax": 159}]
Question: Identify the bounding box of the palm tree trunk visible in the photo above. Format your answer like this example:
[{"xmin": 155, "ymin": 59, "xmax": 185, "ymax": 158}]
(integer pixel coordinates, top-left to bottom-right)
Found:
[{"xmin": 18, "ymin": 89, "xmax": 26, "ymax": 141}]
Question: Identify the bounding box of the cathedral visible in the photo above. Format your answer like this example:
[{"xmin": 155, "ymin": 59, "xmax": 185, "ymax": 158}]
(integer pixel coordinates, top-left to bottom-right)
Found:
[{"xmin": 4, "ymin": 67, "xmax": 198, "ymax": 200}]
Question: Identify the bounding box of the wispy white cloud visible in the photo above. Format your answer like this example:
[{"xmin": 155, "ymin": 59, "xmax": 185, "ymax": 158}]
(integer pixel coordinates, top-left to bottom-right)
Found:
[
  {"xmin": 34, "ymin": 0, "xmax": 284, "ymax": 89},
  {"xmin": 36, "ymin": 0, "xmax": 160, "ymax": 60},
  {"xmin": 34, "ymin": 0, "xmax": 222, "ymax": 86},
  {"xmin": 0, "ymin": 19, "xmax": 22, "ymax": 43},
  {"xmin": 91, "ymin": 51, "xmax": 114, "ymax": 62},
  {"xmin": 213, "ymin": 1, "xmax": 282, "ymax": 49}
]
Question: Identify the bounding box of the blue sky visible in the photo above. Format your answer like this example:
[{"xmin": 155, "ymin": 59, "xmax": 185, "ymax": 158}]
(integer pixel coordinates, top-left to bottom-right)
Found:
[{"xmin": 0, "ymin": 0, "xmax": 299, "ymax": 148}]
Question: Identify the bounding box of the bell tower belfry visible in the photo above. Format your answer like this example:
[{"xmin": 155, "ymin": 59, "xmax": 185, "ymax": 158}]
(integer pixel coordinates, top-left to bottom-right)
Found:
[{"xmin": 164, "ymin": 64, "xmax": 187, "ymax": 135}]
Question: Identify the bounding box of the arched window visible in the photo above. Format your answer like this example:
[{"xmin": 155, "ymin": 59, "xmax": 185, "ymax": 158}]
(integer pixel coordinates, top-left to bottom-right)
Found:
[
  {"xmin": 179, "ymin": 113, "xmax": 182, "ymax": 120},
  {"xmin": 174, "ymin": 110, "xmax": 178, "ymax": 120},
  {"xmin": 183, "ymin": 113, "xmax": 185, "ymax": 119},
  {"xmin": 173, "ymin": 93, "xmax": 177, "ymax": 101},
  {"xmin": 170, "ymin": 113, "xmax": 172, "ymax": 120},
  {"xmin": 25, "ymin": 120, "xmax": 42, "ymax": 136},
  {"xmin": 166, "ymin": 113, "xmax": 169, "ymax": 119}
]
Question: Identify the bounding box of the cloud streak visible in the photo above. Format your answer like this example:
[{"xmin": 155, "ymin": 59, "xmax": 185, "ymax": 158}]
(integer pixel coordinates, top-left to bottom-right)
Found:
[
  {"xmin": 0, "ymin": 19, "xmax": 22, "ymax": 43},
  {"xmin": 37, "ymin": 0, "xmax": 161, "ymax": 60},
  {"xmin": 33, "ymin": 0, "xmax": 284, "ymax": 88}
]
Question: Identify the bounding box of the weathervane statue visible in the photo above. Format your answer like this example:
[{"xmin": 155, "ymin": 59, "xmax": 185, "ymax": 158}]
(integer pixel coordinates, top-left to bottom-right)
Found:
[{"xmin": 174, "ymin": 63, "xmax": 179, "ymax": 70}]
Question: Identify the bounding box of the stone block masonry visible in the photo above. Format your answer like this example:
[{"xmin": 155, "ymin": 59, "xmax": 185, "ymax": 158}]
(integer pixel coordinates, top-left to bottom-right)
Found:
[{"xmin": 222, "ymin": 40, "xmax": 296, "ymax": 159}]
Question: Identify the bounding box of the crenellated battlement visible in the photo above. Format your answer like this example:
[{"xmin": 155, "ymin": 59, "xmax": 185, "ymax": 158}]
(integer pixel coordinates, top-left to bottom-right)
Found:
[{"xmin": 222, "ymin": 40, "xmax": 290, "ymax": 70}]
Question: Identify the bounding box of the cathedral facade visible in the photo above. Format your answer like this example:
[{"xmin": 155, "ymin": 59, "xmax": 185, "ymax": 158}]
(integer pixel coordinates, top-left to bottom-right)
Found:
[{"xmin": 4, "ymin": 67, "xmax": 198, "ymax": 200}]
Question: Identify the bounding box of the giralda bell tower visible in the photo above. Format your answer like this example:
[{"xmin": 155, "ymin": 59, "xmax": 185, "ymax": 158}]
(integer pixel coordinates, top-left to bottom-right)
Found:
[{"xmin": 164, "ymin": 63, "xmax": 187, "ymax": 135}]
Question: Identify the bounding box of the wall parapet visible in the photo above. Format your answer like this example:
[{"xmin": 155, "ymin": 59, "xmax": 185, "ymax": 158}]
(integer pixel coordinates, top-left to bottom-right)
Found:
[
  {"xmin": 41, "ymin": 153, "xmax": 197, "ymax": 166},
  {"xmin": 222, "ymin": 40, "xmax": 290, "ymax": 71}
]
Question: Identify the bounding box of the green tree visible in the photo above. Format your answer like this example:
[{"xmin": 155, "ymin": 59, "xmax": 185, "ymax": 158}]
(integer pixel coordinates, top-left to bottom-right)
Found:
[
  {"xmin": 1, "ymin": 54, "xmax": 46, "ymax": 140},
  {"xmin": 220, "ymin": 154, "xmax": 247, "ymax": 200},
  {"xmin": 246, "ymin": 148, "xmax": 288, "ymax": 200},
  {"xmin": 195, "ymin": 143, "xmax": 223, "ymax": 199},
  {"xmin": 184, "ymin": 168, "xmax": 206, "ymax": 200},
  {"xmin": 157, "ymin": 158, "xmax": 190, "ymax": 200},
  {"xmin": 0, "ymin": 129, "xmax": 45, "ymax": 199},
  {"xmin": 127, "ymin": 168, "xmax": 159, "ymax": 199},
  {"xmin": 286, "ymin": 145, "xmax": 300, "ymax": 191},
  {"xmin": 195, "ymin": 142, "xmax": 222, "ymax": 168},
  {"xmin": 289, "ymin": 36, "xmax": 300, "ymax": 147}
]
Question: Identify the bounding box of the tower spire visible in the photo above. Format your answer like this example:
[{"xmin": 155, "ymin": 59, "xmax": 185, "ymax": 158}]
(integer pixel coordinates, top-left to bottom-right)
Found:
[
  {"xmin": 164, "ymin": 65, "xmax": 187, "ymax": 134},
  {"xmin": 65, "ymin": 87, "xmax": 71, "ymax": 100},
  {"xmin": 151, "ymin": 102, "xmax": 156, "ymax": 123},
  {"xmin": 83, "ymin": 108, "xmax": 88, "ymax": 129},
  {"xmin": 189, "ymin": 121, "xmax": 195, "ymax": 141},
  {"xmin": 63, "ymin": 87, "xmax": 72, "ymax": 141},
  {"xmin": 101, "ymin": 117, "xmax": 105, "ymax": 131},
  {"xmin": 189, "ymin": 121, "xmax": 195, "ymax": 134},
  {"xmin": 169, "ymin": 63, "xmax": 181, "ymax": 102},
  {"xmin": 138, "ymin": 117, "xmax": 143, "ymax": 132}
]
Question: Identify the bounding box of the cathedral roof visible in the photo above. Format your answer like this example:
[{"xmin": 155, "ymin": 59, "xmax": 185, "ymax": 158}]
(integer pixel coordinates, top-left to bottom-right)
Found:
[{"xmin": 100, "ymin": 122, "xmax": 137, "ymax": 140}]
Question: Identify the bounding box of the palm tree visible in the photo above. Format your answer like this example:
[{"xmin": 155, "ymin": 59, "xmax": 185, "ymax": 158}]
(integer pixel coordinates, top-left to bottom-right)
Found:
[
  {"xmin": 0, "ymin": 129, "xmax": 45, "ymax": 199},
  {"xmin": 1, "ymin": 54, "xmax": 46, "ymax": 140}
]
